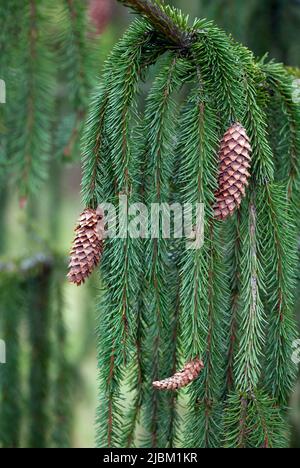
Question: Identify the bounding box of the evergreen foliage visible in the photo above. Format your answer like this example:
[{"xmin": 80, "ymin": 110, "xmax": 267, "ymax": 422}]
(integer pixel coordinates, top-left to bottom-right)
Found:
[
  {"xmin": 0, "ymin": 255, "xmax": 72, "ymax": 448},
  {"xmin": 50, "ymin": 265, "xmax": 73, "ymax": 448},
  {"xmin": 0, "ymin": 0, "xmax": 98, "ymax": 199},
  {"xmin": 79, "ymin": 0, "xmax": 300, "ymax": 448},
  {"xmin": 0, "ymin": 276, "xmax": 23, "ymax": 448},
  {"xmin": 198, "ymin": 0, "xmax": 300, "ymax": 67},
  {"xmin": 0, "ymin": 0, "xmax": 299, "ymax": 450},
  {"xmin": 223, "ymin": 390, "xmax": 288, "ymax": 448},
  {"xmin": 51, "ymin": 0, "xmax": 100, "ymax": 160},
  {"xmin": 27, "ymin": 262, "xmax": 52, "ymax": 448}
]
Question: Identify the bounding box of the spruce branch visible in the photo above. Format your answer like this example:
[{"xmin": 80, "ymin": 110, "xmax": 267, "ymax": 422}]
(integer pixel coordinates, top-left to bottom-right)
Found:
[
  {"xmin": 258, "ymin": 184, "xmax": 298, "ymax": 404},
  {"xmin": 141, "ymin": 54, "xmax": 187, "ymax": 448},
  {"xmin": 116, "ymin": 0, "xmax": 192, "ymax": 49},
  {"xmin": 79, "ymin": 1, "xmax": 299, "ymax": 448},
  {"xmin": 225, "ymin": 212, "xmax": 242, "ymax": 392},
  {"xmin": 51, "ymin": 271, "xmax": 73, "ymax": 448},
  {"xmin": 27, "ymin": 264, "xmax": 52, "ymax": 448},
  {"xmin": 0, "ymin": 278, "xmax": 23, "ymax": 448},
  {"xmin": 234, "ymin": 198, "xmax": 266, "ymax": 392}
]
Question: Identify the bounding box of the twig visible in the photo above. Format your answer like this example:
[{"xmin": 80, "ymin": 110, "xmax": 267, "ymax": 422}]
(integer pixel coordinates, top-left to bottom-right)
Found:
[{"xmin": 117, "ymin": 0, "xmax": 192, "ymax": 49}]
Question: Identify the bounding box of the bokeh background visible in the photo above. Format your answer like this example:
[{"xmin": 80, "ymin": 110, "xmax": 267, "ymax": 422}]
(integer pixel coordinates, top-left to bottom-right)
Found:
[{"xmin": 0, "ymin": 0, "xmax": 299, "ymax": 448}]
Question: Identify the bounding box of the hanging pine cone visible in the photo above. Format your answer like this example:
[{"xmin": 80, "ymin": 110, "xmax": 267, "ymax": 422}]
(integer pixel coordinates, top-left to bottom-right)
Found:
[
  {"xmin": 214, "ymin": 122, "xmax": 251, "ymax": 220},
  {"xmin": 67, "ymin": 208, "xmax": 104, "ymax": 286},
  {"xmin": 152, "ymin": 358, "xmax": 204, "ymax": 391}
]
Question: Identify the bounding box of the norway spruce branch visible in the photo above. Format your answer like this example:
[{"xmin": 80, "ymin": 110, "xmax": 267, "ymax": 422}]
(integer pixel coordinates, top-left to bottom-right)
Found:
[
  {"xmin": 261, "ymin": 62, "xmax": 300, "ymax": 207},
  {"xmin": 223, "ymin": 390, "xmax": 288, "ymax": 448},
  {"xmin": 0, "ymin": 277, "xmax": 23, "ymax": 448},
  {"xmin": 236, "ymin": 45, "xmax": 274, "ymax": 183},
  {"xmin": 223, "ymin": 392, "xmax": 249, "ymax": 448},
  {"xmin": 257, "ymin": 184, "xmax": 298, "ymax": 404},
  {"xmin": 81, "ymin": 0, "xmax": 300, "ymax": 449},
  {"xmin": 53, "ymin": 0, "xmax": 97, "ymax": 159},
  {"xmin": 95, "ymin": 21, "xmax": 161, "ymax": 448},
  {"xmin": 121, "ymin": 125, "xmax": 152, "ymax": 448},
  {"xmin": 165, "ymin": 262, "xmax": 182, "ymax": 448},
  {"xmin": 178, "ymin": 90, "xmax": 218, "ymax": 360},
  {"xmin": 63, "ymin": 0, "xmax": 95, "ymax": 110},
  {"xmin": 121, "ymin": 293, "xmax": 145, "ymax": 448},
  {"xmin": 250, "ymin": 392, "xmax": 289, "ymax": 448},
  {"xmin": 26, "ymin": 264, "xmax": 53, "ymax": 448},
  {"xmin": 5, "ymin": 0, "xmax": 54, "ymax": 198},
  {"xmin": 104, "ymin": 20, "xmax": 164, "ymax": 195},
  {"xmin": 192, "ymin": 22, "xmax": 246, "ymax": 126},
  {"xmin": 185, "ymin": 221, "xmax": 230, "ymax": 448},
  {"xmin": 81, "ymin": 83, "xmax": 110, "ymax": 208},
  {"xmin": 233, "ymin": 197, "xmax": 266, "ymax": 392},
  {"xmin": 176, "ymin": 85, "xmax": 229, "ymax": 447},
  {"xmin": 102, "ymin": 23, "xmax": 160, "ymax": 354},
  {"xmin": 0, "ymin": 0, "xmax": 25, "ymax": 170},
  {"xmin": 50, "ymin": 268, "xmax": 73, "ymax": 448},
  {"xmin": 140, "ymin": 54, "xmax": 191, "ymax": 448},
  {"xmin": 117, "ymin": 0, "xmax": 193, "ymax": 49},
  {"xmin": 224, "ymin": 212, "xmax": 242, "ymax": 392},
  {"xmin": 81, "ymin": 20, "xmax": 161, "ymax": 208}
]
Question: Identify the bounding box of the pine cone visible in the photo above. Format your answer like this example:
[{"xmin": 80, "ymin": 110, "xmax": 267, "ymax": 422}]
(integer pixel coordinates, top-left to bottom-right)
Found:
[
  {"xmin": 152, "ymin": 358, "xmax": 204, "ymax": 391},
  {"xmin": 214, "ymin": 123, "xmax": 251, "ymax": 220},
  {"xmin": 67, "ymin": 208, "xmax": 104, "ymax": 286}
]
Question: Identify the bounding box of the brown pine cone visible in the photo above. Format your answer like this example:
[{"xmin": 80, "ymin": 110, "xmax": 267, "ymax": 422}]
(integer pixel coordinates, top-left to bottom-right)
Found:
[
  {"xmin": 67, "ymin": 208, "xmax": 104, "ymax": 286},
  {"xmin": 214, "ymin": 123, "xmax": 251, "ymax": 220},
  {"xmin": 152, "ymin": 358, "xmax": 204, "ymax": 391}
]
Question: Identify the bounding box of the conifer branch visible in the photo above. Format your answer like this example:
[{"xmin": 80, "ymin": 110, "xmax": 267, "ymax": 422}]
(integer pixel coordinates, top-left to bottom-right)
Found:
[
  {"xmin": 185, "ymin": 221, "xmax": 229, "ymax": 448},
  {"xmin": 95, "ymin": 21, "xmax": 162, "ymax": 448},
  {"xmin": 116, "ymin": 0, "xmax": 192, "ymax": 49},
  {"xmin": 142, "ymin": 54, "xmax": 185, "ymax": 448},
  {"xmin": 167, "ymin": 274, "xmax": 181, "ymax": 448},
  {"xmin": 262, "ymin": 62, "xmax": 300, "ymax": 202},
  {"xmin": 51, "ymin": 270, "xmax": 73, "ymax": 448},
  {"xmin": 27, "ymin": 264, "xmax": 52, "ymax": 448},
  {"xmin": 78, "ymin": 2, "xmax": 299, "ymax": 449},
  {"xmin": 4, "ymin": 0, "xmax": 55, "ymax": 198},
  {"xmin": 224, "ymin": 391, "xmax": 288, "ymax": 448},
  {"xmin": 258, "ymin": 185, "xmax": 298, "ymax": 404},
  {"xmin": 225, "ymin": 213, "xmax": 242, "ymax": 392},
  {"xmin": 60, "ymin": 0, "xmax": 94, "ymax": 159},
  {"xmin": 235, "ymin": 44, "xmax": 274, "ymax": 183},
  {"xmin": 0, "ymin": 278, "xmax": 23, "ymax": 448},
  {"xmin": 234, "ymin": 199, "xmax": 265, "ymax": 392}
]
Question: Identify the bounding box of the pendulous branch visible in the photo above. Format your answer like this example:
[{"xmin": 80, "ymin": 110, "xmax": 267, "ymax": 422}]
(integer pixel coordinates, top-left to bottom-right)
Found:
[{"xmin": 116, "ymin": 0, "xmax": 192, "ymax": 49}]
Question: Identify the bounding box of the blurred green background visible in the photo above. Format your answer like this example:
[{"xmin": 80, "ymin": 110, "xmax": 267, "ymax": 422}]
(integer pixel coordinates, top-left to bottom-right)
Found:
[{"xmin": 0, "ymin": 0, "xmax": 299, "ymax": 448}]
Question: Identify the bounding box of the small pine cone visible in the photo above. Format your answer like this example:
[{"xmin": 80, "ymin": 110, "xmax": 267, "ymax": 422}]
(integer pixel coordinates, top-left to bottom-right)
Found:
[
  {"xmin": 214, "ymin": 123, "xmax": 251, "ymax": 220},
  {"xmin": 152, "ymin": 358, "xmax": 204, "ymax": 391},
  {"xmin": 67, "ymin": 208, "xmax": 104, "ymax": 286}
]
